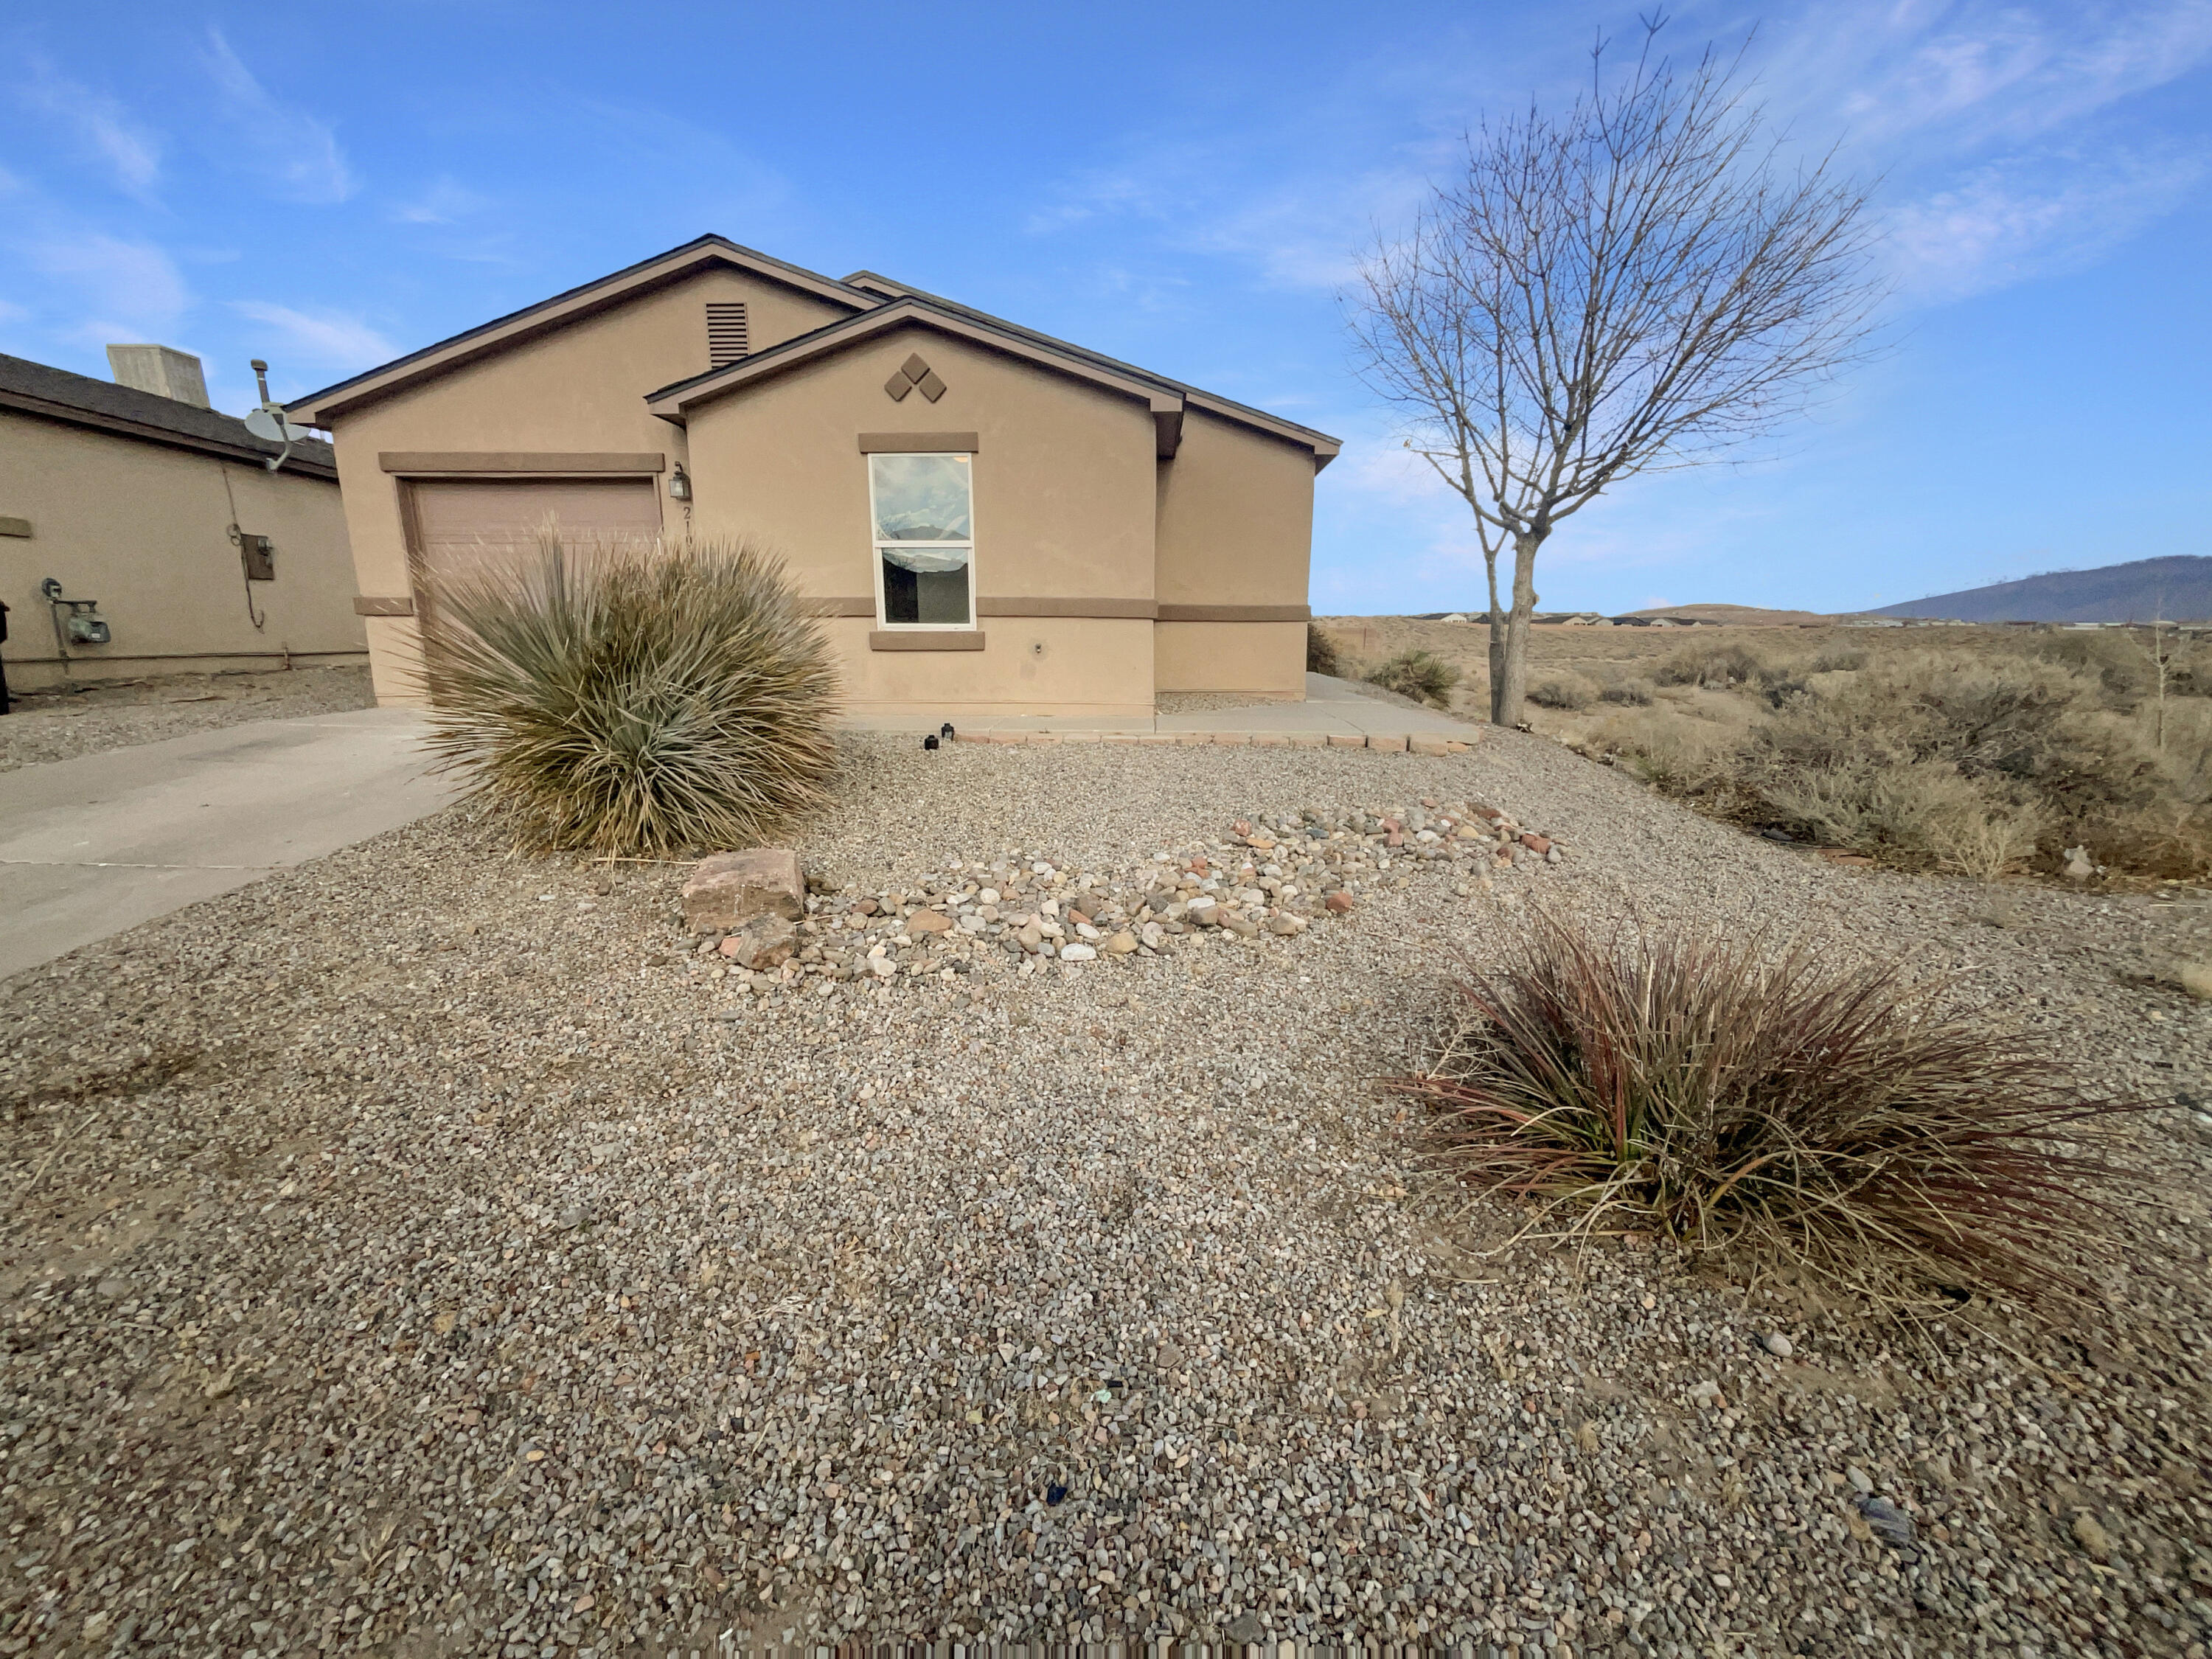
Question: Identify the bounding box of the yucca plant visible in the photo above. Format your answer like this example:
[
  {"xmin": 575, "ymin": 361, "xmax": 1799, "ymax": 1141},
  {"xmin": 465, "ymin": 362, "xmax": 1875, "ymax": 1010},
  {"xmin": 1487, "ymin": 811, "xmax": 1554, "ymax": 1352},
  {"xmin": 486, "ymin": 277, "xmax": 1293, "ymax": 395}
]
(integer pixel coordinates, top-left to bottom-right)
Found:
[
  {"xmin": 417, "ymin": 532, "xmax": 840, "ymax": 856},
  {"xmin": 1391, "ymin": 911, "xmax": 2138, "ymax": 1311}
]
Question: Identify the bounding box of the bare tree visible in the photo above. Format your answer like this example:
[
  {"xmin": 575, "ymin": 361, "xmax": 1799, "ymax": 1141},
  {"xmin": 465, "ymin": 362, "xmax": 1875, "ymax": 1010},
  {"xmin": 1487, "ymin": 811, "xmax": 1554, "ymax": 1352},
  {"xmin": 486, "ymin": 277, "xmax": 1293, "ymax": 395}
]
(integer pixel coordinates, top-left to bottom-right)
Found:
[
  {"xmin": 2129, "ymin": 599, "xmax": 2192, "ymax": 751},
  {"xmin": 1348, "ymin": 19, "xmax": 1882, "ymax": 724}
]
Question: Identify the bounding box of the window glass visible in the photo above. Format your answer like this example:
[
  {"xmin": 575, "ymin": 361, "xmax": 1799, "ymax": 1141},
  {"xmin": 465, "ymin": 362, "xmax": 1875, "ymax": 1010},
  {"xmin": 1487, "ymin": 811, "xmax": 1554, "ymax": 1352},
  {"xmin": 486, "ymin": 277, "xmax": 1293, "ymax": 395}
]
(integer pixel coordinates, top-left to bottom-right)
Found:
[
  {"xmin": 870, "ymin": 451, "xmax": 973, "ymax": 627},
  {"xmin": 870, "ymin": 453, "xmax": 973, "ymax": 541},
  {"xmin": 881, "ymin": 557, "xmax": 972, "ymax": 625}
]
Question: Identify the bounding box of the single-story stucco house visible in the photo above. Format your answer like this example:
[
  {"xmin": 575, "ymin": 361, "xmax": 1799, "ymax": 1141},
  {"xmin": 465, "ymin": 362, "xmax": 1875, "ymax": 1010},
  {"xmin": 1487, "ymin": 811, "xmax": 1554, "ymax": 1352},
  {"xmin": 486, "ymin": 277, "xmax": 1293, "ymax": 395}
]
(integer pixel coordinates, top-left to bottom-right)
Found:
[
  {"xmin": 1, "ymin": 348, "xmax": 362, "ymax": 693},
  {"xmin": 286, "ymin": 235, "xmax": 1339, "ymax": 720}
]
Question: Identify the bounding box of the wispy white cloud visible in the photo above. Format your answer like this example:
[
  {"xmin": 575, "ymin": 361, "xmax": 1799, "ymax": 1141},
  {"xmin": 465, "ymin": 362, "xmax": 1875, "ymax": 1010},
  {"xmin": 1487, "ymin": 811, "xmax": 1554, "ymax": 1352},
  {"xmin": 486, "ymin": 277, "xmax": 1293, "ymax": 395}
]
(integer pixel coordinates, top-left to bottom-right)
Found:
[
  {"xmin": 390, "ymin": 177, "xmax": 488, "ymax": 225},
  {"xmin": 230, "ymin": 301, "xmax": 394, "ymax": 371},
  {"xmin": 201, "ymin": 29, "xmax": 355, "ymax": 204},
  {"xmin": 1783, "ymin": 0, "xmax": 2212, "ymax": 146},
  {"xmin": 23, "ymin": 232, "xmax": 189, "ymax": 337},
  {"xmin": 16, "ymin": 58, "xmax": 163, "ymax": 197},
  {"xmin": 1887, "ymin": 145, "xmax": 2210, "ymax": 300},
  {"xmin": 1739, "ymin": 0, "xmax": 2212, "ymax": 302},
  {"xmin": 1026, "ymin": 1, "xmax": 2212, "ymax": 325}
]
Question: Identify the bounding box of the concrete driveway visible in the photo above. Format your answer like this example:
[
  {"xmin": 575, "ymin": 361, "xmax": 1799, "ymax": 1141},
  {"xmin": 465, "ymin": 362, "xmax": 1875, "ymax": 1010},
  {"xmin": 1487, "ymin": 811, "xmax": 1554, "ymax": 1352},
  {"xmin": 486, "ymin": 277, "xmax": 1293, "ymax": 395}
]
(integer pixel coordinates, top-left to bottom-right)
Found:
[{"xmin": 0, "ymin": 708, "xmax": 457, "ymax": 980}]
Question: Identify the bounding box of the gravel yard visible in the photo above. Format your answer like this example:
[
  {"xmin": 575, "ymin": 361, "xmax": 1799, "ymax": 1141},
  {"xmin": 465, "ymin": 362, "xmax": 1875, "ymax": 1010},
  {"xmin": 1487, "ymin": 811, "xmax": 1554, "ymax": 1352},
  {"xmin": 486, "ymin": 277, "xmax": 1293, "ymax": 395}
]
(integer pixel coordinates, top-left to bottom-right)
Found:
[
  {"xmin": 0, "ymin": 666, "xmax": 374, "ymax": 773},
  {"xmin": 3, "ymin": 732, "xmax": 2208, "ymax": 1657}
]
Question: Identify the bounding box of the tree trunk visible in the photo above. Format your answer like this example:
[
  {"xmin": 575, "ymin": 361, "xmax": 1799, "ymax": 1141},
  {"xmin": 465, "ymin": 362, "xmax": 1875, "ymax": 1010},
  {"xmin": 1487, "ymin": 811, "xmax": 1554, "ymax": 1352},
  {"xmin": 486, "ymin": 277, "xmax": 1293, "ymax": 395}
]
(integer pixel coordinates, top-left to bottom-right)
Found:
[
  {"xmin": 1482, "ymin": 549, "xmax": 1506, "ymax": 721},
  {"xmin": 1492, "ymin": 530, "xmax": 1545, "ymax": 726}
]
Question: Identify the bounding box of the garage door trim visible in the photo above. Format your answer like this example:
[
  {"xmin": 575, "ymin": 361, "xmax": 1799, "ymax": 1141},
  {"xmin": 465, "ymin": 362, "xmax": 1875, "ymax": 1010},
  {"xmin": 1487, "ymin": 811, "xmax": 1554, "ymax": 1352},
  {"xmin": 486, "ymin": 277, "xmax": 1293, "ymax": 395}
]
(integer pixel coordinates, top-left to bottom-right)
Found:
[{"xmin": 380, "ymin": 451, "xmax": 667, "ymax": 475}]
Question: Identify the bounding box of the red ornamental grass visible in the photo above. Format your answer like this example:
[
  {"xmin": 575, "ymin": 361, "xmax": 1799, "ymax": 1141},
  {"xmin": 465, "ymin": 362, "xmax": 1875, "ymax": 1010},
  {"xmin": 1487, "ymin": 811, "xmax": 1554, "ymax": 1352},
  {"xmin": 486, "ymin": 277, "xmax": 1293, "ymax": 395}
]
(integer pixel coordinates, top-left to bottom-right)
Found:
[{"xmin": 1392, "ymin": 911, "xmax": 2142, "ymax": 1311}]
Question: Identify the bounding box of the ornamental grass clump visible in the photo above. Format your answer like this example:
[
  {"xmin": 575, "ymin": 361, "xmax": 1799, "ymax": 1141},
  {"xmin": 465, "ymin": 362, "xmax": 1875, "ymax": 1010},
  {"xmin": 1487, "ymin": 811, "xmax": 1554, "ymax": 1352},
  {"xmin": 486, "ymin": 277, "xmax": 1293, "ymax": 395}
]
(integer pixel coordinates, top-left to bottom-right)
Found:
[
  {"xmin": 1367, "ymin": 648, "xmax": 1461, "ymax": 708},
  {"xmin": 1392, "ymin": 911, "xmax": 2138, "ymax": 1312},
  {"xmin": 419, "ymin": 532, "xmax": 840, "ymax": 856}
]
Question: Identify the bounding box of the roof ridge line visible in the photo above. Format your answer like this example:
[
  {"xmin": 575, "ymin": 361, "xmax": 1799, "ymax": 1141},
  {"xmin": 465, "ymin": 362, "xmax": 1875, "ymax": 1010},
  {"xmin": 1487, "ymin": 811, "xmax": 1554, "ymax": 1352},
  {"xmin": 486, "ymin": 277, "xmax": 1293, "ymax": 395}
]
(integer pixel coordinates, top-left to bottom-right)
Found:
[{"xmin": 285, "ymin": 234, "xmax": 875, "ymax": 418}]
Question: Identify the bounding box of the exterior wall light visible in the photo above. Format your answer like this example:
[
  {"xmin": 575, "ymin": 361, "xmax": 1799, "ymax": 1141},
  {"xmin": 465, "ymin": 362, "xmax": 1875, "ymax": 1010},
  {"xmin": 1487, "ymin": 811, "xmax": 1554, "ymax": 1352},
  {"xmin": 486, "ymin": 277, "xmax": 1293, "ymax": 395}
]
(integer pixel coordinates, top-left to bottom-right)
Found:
[{"xmin": 669, "ymin": 464, "xmax": 692, "ymax": 502}]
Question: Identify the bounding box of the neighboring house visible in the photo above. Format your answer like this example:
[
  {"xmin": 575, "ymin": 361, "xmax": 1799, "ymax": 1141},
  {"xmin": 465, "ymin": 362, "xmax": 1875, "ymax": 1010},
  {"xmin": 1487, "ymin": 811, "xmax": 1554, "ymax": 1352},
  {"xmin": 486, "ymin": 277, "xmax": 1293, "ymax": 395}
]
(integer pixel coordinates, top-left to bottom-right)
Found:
[
  {"xmin": 286, "ymin": 235, "xmax": 1340, "ymax": 720},
  {"xmin": 0, "ymin": 347, "xmax": 364, "ymax": 693}
]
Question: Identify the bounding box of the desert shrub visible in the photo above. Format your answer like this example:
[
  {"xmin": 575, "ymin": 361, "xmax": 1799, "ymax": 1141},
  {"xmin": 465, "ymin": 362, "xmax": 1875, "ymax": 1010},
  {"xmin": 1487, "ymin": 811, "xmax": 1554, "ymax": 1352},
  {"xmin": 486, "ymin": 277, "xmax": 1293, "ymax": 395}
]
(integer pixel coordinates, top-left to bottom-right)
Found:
[
  {"xmin": 1366, "ymin": 648, "xmax": 1461, "ymax": 707},
  {"xmin": 1528, "ymin": 674, "xmax": 1594, "ymax": 711},
  {"xmin": 1599, "ymin": 677, "xmax": 1655, "ymax": 706},
  {"xmin": 1740, "ymin": 653, "xmax": 2153, "ymax": 864},
  {"xmin": 1652, "ymin": 641, "xmax": 1764, "ymax": 687},
  {"xmin": 1756, "ymin": 667, "xmax": 1811, "ymax": 708},
  {"xmin": 1391, "ymin": 912, "xmax": 2135, "ymax": 1310},
  {"xmin": 1593, "ymin": 709, "xmax": 1740, "ymax": 799},
  {"xmin": 419, "ymin": 532, "xmax": 840, "ymax": 856},
  {"xmin": 1811, "ymin": 647, "xmax": 1867, "ymax": 673},
  {"xmin": 2031, "ymin": 630, "xmax": 2149, "ymax": 704},
  {"xmin": 1305, "ymin": 622, "xmax": 1343, "ymax": 677}
]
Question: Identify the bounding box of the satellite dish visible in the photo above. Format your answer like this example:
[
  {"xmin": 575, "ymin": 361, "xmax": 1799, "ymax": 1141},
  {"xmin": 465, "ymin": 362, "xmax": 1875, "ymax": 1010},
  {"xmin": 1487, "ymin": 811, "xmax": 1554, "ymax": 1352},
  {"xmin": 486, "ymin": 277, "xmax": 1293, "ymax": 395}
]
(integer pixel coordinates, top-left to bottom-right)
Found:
[{"xmin": 244, "ymin": 407, "xmax": 311, "ymax": 444}]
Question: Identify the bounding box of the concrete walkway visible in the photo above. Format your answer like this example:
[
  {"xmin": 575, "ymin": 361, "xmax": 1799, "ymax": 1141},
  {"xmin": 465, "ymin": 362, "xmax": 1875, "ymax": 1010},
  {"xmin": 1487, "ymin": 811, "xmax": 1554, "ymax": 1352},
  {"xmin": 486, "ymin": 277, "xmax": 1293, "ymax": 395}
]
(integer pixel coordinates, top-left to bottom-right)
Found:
[
  {"xmin": 847, "ymin": 672, "xmax": 1486, "ymax": 738},
  {"xmin": 0, "ymin": 709, "xmax": 456, "ymax": 980}
]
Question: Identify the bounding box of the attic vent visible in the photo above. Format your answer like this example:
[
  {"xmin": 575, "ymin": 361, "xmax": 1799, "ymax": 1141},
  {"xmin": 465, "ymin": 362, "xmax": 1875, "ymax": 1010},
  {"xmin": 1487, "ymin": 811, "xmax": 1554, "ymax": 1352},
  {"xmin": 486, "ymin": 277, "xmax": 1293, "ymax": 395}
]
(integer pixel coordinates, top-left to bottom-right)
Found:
[{"xmin": 706, "ymin": 303, "xmax": 749, "ymax": 366}]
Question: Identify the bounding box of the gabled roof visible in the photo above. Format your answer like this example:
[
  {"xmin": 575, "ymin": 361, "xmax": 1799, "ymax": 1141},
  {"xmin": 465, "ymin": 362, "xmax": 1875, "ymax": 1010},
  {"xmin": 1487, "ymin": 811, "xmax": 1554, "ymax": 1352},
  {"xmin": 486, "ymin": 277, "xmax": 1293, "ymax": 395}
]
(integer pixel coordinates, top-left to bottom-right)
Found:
[
  {"xmin": 285, "ymin": 233, "xmax": 1340, "ymax": 466},
  {"xmin": 0, "ymin": 352, "xmax": 337, "ymax": 478},
  {"xmin": 285, "ymin": 235, "xmax": 877, "ymax": 426},
  {"xmin": 834, "ymin": 271, "xmax": 1341, "ymax": 466},
  {"xmin": 649, "ymin": 285, "xmax": 1340, "ymax": 467}
]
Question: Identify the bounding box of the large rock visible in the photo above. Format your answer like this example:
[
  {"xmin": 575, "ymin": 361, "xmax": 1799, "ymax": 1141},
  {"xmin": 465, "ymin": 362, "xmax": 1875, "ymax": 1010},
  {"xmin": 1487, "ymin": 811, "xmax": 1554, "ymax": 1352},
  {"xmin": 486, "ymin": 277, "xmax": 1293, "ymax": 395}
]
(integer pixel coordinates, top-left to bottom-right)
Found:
[
  {"xmin": 717, "ymin": 914, "xmax": 796, "ymax": 972},
  {"xmin": 684, "ymin": 849, "xmax": 805, "ymax": 933}
]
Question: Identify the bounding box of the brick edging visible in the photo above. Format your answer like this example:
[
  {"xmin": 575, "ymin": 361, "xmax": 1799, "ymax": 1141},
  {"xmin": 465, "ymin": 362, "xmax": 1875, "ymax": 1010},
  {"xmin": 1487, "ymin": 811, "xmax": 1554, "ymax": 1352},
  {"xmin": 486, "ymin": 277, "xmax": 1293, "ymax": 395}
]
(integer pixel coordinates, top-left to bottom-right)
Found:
[{"xmin": 959, "ymin": 730, "xmax": 1474, "ymax": 754}]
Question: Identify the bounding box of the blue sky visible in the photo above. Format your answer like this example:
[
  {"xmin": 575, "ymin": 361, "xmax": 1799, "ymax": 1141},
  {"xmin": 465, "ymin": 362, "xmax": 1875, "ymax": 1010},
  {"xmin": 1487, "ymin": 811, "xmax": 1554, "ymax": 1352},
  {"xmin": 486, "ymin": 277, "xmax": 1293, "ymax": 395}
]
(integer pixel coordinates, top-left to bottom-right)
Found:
[{"xmin": 4, "ymin": 1, "xmax": 2208, "ymax": 614}]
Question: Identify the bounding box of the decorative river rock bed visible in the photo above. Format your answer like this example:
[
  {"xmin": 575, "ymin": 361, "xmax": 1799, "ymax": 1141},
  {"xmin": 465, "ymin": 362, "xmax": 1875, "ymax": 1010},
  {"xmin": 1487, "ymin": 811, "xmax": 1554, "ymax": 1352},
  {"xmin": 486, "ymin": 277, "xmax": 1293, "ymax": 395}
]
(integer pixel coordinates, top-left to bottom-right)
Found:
[{"xmin": 676, "ymin": 798, "xmax": 1568, "ymax": 1001}]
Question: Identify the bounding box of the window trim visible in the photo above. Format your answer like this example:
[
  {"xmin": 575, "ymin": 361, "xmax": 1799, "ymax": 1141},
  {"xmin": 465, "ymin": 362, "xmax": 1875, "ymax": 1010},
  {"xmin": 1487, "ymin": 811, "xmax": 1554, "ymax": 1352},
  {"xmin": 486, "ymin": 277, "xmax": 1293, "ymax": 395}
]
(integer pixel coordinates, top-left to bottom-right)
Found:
[{"xmin": 867, "ymin": 450, "xmax": 977, "ymax": 631}]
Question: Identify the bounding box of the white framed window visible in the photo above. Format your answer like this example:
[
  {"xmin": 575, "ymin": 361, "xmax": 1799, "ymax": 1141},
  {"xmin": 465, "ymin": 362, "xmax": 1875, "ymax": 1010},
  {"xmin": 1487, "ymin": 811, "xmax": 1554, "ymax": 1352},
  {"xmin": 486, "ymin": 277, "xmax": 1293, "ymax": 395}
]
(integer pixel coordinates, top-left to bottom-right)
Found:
[{"xmin": 869, "ymin": 451, "xmax": 974, "ymax": 628}]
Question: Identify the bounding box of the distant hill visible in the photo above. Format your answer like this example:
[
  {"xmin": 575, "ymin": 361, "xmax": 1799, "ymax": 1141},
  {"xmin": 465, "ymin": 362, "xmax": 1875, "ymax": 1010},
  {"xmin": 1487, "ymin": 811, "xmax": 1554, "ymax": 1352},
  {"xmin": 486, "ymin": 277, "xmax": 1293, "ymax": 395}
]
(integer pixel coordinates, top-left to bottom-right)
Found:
[{"xmin": 1871, "ymin": 556, "xmax": 2212, "ymax": 623}]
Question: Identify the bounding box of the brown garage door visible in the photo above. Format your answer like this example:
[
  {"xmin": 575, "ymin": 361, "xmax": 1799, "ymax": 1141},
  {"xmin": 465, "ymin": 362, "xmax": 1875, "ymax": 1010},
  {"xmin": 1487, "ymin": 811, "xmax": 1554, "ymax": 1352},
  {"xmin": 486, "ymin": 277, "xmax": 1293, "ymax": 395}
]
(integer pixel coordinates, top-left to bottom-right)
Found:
[{"xmin": 407, "ymin": 478, "xmax": 664, "ymax": 610}]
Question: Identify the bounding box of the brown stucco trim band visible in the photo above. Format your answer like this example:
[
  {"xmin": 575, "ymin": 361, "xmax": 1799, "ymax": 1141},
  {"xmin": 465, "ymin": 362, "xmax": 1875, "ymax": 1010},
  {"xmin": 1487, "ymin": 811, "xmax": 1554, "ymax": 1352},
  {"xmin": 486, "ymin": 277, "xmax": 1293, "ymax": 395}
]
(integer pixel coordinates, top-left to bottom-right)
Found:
[
  {"xmin": 856, "ymin": 432, "xmax": 980, "ymax": 454},
  {"xmin": 378, "ymin": 452, "xmax": 667, "ymax": 475},
  {"xmin": 354, "ymin": 596, "xmax": 417, "ymax": 616},
  {"xmin": 799, "ymin": 597, "xmax": 876, "ymax": 618},
  {"xmin": 1156, "ymin": 605, "xmax": 1312, "ymax": 623},
  {"xmin": 869, "ymin": 630, "xmax": 987, "ymax": 651},
  {"xmin": 976, "ymin": 598, "xmax": 1156, "ymax": 619}
]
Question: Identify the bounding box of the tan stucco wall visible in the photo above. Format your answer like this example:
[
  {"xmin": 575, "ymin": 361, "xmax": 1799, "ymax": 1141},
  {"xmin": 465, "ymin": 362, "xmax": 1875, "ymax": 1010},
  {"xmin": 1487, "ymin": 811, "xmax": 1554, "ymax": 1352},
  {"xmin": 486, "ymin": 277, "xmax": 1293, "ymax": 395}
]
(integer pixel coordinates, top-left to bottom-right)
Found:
[
  {"xmin": 0, "ymin": 409, "xmax": 361, "ymax": 691},
  {"xmin": 684, "ymin": 324, "xmax": 1160, "ymax": 716},
  {"xmin": 323, "ymin": 267, "xmax": 855, "ymax": 702},
  {"xmin": 1152, "ymin": 406, "xmax": 1314, "ymax": 695},
  {"xmin": 1155, "ymin": 408, "xmax": 1315, "ymax": 606},
  {"xmin": 1154, "ymin": 621, "xmax": 1307, "ymax": 695},
  {"xmin": 816, "ymin": 618, "xmax": 1155, "ymax": 720}
]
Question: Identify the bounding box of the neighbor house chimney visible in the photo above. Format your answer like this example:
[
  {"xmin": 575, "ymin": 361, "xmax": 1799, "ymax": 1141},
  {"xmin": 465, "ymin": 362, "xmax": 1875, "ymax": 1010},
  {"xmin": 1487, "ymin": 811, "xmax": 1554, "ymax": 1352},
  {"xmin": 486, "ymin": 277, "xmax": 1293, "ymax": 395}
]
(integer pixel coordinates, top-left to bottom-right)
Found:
[{"xmin": 106, "ymin": 344, "xmax": 210, "ymax": 408}]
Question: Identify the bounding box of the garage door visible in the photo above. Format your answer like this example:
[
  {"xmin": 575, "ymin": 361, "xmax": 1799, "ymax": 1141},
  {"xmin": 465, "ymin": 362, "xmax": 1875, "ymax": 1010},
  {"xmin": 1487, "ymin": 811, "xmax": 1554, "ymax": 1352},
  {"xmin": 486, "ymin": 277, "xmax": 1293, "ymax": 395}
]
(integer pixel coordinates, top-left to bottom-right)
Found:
[{"xmin": 407, "ymin": 478, "xmax": 664, "ymax": 608}]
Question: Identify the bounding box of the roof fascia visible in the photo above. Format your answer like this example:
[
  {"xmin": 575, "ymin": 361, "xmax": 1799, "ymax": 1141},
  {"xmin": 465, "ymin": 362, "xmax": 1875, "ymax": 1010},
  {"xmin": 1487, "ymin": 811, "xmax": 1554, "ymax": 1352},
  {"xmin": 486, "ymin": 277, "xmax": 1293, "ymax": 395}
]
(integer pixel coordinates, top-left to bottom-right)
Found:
[
  {"xmin": 1184, "ymin": 392, "xmax": 1341, "ymax": 470},
  {"xmin": 287, "ymin": 237, "xmax": 875, "ymax": 426},
  {"xmin": 838, "ymin": 272, "xmax": 1342, "ymax": 462},
  {"xmin": 646, "ymin": 299, "xmax": 1183, "ymax": 424},
  {"xmin": 0, "ymin": 388, "xmax": 338, "ymax": 476}
]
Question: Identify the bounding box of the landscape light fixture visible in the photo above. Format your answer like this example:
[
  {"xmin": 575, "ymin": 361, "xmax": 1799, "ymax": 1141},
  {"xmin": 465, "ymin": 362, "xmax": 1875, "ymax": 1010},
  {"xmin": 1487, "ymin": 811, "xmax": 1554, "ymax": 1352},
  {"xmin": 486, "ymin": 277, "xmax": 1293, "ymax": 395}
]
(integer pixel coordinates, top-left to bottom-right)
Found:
[{"xmin": 669, "ymin": 464, "xmax": 692, "ymax": 502}]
